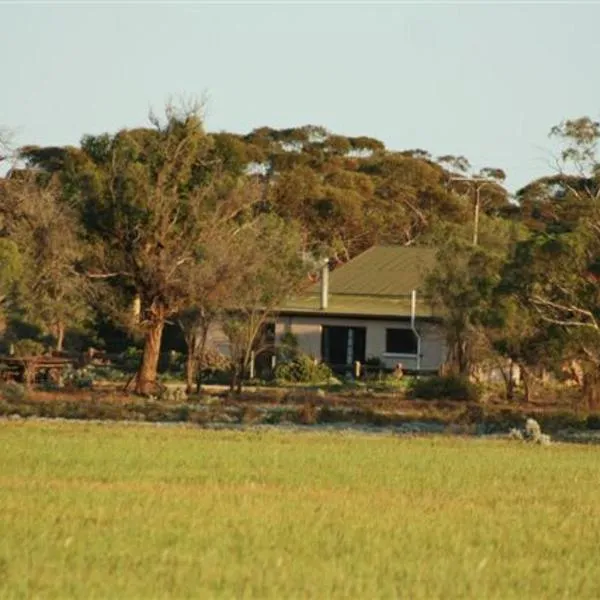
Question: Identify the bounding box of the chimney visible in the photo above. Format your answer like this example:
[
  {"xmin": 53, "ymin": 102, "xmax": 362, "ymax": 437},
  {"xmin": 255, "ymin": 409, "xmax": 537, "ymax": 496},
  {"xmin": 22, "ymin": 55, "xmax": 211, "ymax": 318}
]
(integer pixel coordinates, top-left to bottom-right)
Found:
[{"xmin": 320, "ymin": 259, "xmax": 329, "ymax": 310}]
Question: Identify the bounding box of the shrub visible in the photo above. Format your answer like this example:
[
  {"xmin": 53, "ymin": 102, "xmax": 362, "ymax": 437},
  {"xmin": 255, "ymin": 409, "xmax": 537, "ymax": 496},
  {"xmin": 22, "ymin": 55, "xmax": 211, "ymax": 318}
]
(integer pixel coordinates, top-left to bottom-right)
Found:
[
  {"xmin": 277, "ymin": 331, "xmax": 300, "ymax": 363},
  {"xmin": 409, "ymin": 375, "xmax": 481, "ymax": 402},
  {"xmin": 240, "ymin": 405, "xmax": 262, "ymax": 424},
  {"xmin": 275, "ymin": 354, "xmax": 333, "ymax": 385},
  {"xmin": 296, "ymin": 403, "xmax": 318, "ymax": 425},
  {"xmin": 509, "ymin": 417, "xmax": 551, "ymax": 446},
  {"xmin": 0, "ymin": 382, "xmax": 28, "ymax": 403},
  {"xmin": 198, "ymin": 349, "xmax": 232, "ymax": 384},
  {"xmin": 587, "ymin": 414, "xmax": 600, "ymax": 430},
  {"xmin": 369, "ymin": 374, "xmax": 412, "ymax": 393},
  {"xmin": 12, "ymin": 339, "xmax": 46, "ymax": 357},
  {"xmin": 114, "ymin": 347, "xmax": 143, "ymax": 373},
  {"xmin": 147, "ymin": 387, "xmax": 188, "ymax": 403},
  {"xmin": 63, "ymin": 366, "xmax": 94, "ymax": 389},
  {"xmin": 89, "ymin": 365, "xmax": 127, "ymax": 382}
]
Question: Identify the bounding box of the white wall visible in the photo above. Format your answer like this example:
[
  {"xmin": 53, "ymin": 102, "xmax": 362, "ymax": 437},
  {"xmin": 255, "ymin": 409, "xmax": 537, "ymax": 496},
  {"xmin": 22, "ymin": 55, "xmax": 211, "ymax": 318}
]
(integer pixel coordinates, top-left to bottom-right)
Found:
[{"xmin": 276, "ymin": 315, "xmax": 447, "ymax": 372}]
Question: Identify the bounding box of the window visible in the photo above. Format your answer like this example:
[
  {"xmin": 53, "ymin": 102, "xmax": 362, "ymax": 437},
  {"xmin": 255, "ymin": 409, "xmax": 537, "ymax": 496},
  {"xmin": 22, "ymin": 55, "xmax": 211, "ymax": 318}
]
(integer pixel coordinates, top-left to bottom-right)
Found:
[{"xmin": 385, "ymin": 328, "xmax": 418, "ymax": 354}]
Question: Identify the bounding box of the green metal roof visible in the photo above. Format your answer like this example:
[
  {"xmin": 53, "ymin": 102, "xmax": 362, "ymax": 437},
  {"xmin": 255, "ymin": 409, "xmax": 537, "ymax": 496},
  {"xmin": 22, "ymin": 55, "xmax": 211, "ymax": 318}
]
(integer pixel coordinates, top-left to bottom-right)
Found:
[
  {"xmin": 324, "ymin": 246, "xmax": 438, "ymax": 296},
  {"xmin": 279, "ymin": 293, "xmax": 439, "ymax": 318},
  {"xmin": 281, "ymin": 246, "xmax": 441, "ymax": 318}
]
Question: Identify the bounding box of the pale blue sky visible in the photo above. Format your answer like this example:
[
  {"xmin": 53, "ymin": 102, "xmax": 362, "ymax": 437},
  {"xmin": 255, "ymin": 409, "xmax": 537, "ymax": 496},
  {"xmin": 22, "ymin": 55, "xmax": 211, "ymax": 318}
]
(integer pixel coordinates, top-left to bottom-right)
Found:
[{"xmin": 2, "ymin": 2, "xmax": 599, "ymax": 191}]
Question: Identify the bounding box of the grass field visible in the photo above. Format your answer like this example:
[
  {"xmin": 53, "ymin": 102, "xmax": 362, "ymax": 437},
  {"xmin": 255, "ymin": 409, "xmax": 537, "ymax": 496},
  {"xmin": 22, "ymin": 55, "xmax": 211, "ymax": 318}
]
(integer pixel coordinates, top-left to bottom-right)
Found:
[{"xmin": 1, "ymin": 421, "xmax": 600, "ymax": 599}]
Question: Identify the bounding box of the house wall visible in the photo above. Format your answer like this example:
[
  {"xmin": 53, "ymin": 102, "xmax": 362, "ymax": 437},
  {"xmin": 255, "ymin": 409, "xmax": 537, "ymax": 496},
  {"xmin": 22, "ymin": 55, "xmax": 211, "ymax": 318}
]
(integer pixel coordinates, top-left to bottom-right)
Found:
[
  {"xmin": 276, "ymin": 315, "xmax": 447, "ymax": 372},
  {"xmin": 204, "ymin": 316, "xmax": 447, "ymax": 373},
  {"xmin": 206, "ymin": 323, "xmax": 231, "ymax": 356}
]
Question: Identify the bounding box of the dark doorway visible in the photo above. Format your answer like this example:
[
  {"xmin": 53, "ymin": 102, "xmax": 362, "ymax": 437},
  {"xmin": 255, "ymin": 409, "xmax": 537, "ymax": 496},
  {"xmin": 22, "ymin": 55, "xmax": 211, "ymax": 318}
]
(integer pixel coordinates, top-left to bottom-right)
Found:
[{"xmin": 321, "ymin": 326, "xmax": 366, "ymax": 368}]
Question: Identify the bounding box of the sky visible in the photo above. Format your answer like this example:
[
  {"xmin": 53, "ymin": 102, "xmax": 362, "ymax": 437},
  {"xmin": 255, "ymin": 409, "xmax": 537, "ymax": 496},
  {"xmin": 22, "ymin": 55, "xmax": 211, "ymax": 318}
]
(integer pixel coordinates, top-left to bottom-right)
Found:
[{"xmin": 1, "ymin": 1, "xmax": 599, "ymax": 192}]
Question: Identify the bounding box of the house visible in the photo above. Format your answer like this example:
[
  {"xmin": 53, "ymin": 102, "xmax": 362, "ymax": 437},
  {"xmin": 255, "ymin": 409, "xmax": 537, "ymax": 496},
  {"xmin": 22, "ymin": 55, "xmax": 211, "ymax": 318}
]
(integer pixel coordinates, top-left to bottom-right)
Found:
[{"xmin": 275, "ymin": 246, "xmax": 446, "ymax": 374}]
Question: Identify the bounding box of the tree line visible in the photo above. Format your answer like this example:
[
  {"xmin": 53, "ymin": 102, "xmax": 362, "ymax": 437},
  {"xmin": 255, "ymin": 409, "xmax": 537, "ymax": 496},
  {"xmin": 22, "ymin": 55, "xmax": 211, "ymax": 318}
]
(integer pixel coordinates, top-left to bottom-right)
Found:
[{"xmin": 0, "ymin": 104, "xmax": 598, "ymax": 402}]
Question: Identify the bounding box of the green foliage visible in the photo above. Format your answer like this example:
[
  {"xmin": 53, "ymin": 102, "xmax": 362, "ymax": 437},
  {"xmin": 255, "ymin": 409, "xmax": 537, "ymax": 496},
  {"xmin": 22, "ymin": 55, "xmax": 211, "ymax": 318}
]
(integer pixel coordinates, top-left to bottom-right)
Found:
[
  {"xmin": 277, "ymin": 331, "xmax": 300, "ymax": 363},
  {"xmin": 275, "ymin": 354, "xmax": 334, "ymax": 385},
  {"xmin": 368, "ymin": 374, "xmax": 413, "ymax": 392},
  {"xmin": 14, "ymin": 106, "xmax": 600, "ymax": 406},
  {"xmin": 63, "ymin": 366, "xmax": 94, "ymax": 389},
  {"xmin": 12, "ymin": 338, "xmax": 46, "ymax": 357},
  {"xmin": 87, "ymin": 365, "xmax": 127, "ymax": 382},
  {"xmin": 426, "ymin": 229, "xmax": 511, "ymax": 376},
  {"xmin": 0, "ymin": 238, "xmax": 22, "ymax": 297},
  {"xmin": 114, "ymin": 346, "xmax": 143, "ymax": 373},
  {"xmin": 410, "ymin": 375, "xmax": 481, "ymax": 402},
  {"xmin": 0, "ymin": 381, "xmax": 27, "ymax": 402}
]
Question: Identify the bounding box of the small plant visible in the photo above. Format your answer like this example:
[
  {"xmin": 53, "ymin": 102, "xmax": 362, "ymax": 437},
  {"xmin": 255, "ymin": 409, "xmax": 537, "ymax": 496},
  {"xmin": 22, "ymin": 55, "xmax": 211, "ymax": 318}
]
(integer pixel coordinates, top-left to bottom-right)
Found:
[
  {"xmin": 12, "ymin": 339, "xmax": 46, "ymax": 357},
  {"xmin": 115, "ymin": 347, "xmax": 143, "ymax": 373},
  {"xmin": 508, "ymin": 427, "xmax": 524, "ymax": 440},
  {"xmin": 409, "ymin": 375, "xmax": 481, "ymax": 402},
  {"xmin": 369, "ymin": 374, "xmax": 412, "ymax": 393},
  {"xmin": 150, "ymin": 387, "xmax": 188, "ymax": 403},
  {"xmin": 296, "ymin": 403, "xmax": 318, "ymax": 425},
  {"xmin": 63, "ymin": 366, "xmax": 94, "ymax": 389},
  {"xmin": 275, "ymin": 354, "xmax": 333, "ymax": 385},
  {"xmin": 0, "ymin": 382, "xmax": 28, "ymax": 403},
  {"xmin": 89, "ymin": 365, "xmax": 127, "ymax": 382}
]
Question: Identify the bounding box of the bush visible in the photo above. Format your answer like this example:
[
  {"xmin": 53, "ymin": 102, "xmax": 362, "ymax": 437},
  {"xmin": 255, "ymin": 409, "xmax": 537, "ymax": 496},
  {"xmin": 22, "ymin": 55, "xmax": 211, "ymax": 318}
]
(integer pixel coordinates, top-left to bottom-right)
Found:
[
  {"xmin": 89, "ymin": 365, "xmax": 127, "ymax": 382},
  {"xmin": 0, "ymin": 382, "xmax": 28, "ymax": 403},
  {"xmin": 12, "ymin": 339, "xmax": 46, "ymax": 357},
  {"xmin": 296, "ymin": 403, "xmax": 318, "ymax": 425},
  {"xmin": 277, "ymin": 331, "xmax": 300, "ymax": 363},
  {"xmin": 63, "ymin": 366, "xmax": 94, "ymax": 389},
  {"xmin": 198, "ymin": 349, "xmax": 232, "ymax": 384},
  {"xmin": 114, "ymin": 347, "xmax": 143, "ymax": 373},
  {"xmin": 410, "ymin": 375, "xmax": 481, "ymax": 402},
  {"xmin": 275, "ymin": 354, "xmax": 334, "ymax": 385},
  {"xmin": 368, "ymin": 374, "xmax": 412, "ymax": 393}
]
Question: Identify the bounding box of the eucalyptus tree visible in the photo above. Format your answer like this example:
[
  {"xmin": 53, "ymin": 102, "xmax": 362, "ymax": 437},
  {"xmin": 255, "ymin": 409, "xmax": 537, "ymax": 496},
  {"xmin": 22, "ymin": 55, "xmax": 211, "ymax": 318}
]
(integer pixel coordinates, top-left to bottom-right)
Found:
[
  {"xmin": 26, "ymin": 104, "xmax": 261, "ymax": 393},
  {"xmin": 504, "ymin": 117, "xmax": 600, "ymax": 404}
]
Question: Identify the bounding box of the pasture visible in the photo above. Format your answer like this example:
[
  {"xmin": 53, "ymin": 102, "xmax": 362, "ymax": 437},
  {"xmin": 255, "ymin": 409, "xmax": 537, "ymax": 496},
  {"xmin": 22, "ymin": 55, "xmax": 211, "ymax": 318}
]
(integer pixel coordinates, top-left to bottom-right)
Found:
[{"xmin": 1, "ymin": 421, "xmax": 599, "ymax": 598}]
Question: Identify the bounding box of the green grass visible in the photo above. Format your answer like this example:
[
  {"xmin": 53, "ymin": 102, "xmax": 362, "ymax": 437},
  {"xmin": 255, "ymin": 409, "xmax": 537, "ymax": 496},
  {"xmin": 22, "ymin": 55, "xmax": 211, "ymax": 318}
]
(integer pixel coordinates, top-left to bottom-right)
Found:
[{"xmin": 1, "ymin": 422, "xmax": 600, "ymax": 599}]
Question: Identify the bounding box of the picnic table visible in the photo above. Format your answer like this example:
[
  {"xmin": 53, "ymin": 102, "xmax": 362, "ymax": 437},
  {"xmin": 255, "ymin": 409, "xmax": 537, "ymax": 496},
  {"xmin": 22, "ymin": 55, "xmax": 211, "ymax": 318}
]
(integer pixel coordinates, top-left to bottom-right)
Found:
[{"xmin": 0, "ymin": 355, "xmax": 80, "ymax": 386}]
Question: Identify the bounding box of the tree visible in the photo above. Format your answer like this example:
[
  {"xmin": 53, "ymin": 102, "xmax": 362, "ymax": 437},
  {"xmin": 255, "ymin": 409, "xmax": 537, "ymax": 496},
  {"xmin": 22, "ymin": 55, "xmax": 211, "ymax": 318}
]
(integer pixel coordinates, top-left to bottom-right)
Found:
[
  {"xmin": 1, "ymin": 179, "xmax": 90, "ymax": 351},
  {"xmin": 0, "ymin": 238, "xmax": 22, "ymax": 336},
  {"xmin": 222, "ymin": 215, "xmax": 312, "ymax": 393},
  {"xmin": 176, "ymin": 231, "xmax": 244, "ymax": 393},
  {"xmin": 425, "ymin": 217, "xmax": 513, "ymax": 377},
  {"xmin": 68, "ymin": 104, "xmax": 260, "ymax": 393},
  {"xmin": 503, "ymin": 116, "xmax": 600, "ymax": 405},
  {"xmin": 444, "ymin": 166, "xmax": 509, "ymax": 247}
]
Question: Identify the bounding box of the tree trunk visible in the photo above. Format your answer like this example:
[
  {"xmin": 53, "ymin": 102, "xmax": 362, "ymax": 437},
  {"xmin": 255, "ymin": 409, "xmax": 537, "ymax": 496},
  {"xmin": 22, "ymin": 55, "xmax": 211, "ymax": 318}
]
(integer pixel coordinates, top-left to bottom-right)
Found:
[
  {"xmin": 236, "ymin": 359, "xmax": 244, "ymax": 394},
  {"xmin": 135, "ymin": 320, "xmax": 165, "ymax": 395},
  {"xmin": 499, "ymin": 360, "xmax": 515, "ymax": 402},
  {"xmin": 229, "ymin": 366, "xmax": 238, "ymax": 394},
  {"xmin": 55, "ymin": 322, "xmax": 65, "ymax": 353},
  {"xmin": 195, "ymin": 327, "xmax": 210, "ymax": 395},
  {"xmin": 584, "ymin": 371, "xmax": 600, "ymax": 410},
  {"xmin": 230, "ymin": 360, "xmax": 243, "ymax": 395},
  {"xmin": 520, "ymin": 365, "xmax": 532, "ymax": 403},
  {"xmin": 185, "ymin": 352, "xmax": 196, "ymax": 395}
]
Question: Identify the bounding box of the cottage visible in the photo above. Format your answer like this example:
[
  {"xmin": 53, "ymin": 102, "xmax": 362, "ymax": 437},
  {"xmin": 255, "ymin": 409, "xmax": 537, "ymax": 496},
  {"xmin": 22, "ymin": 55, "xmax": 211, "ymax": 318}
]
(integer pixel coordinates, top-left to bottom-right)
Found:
[{"xmin": 275, "ymin": 246, "xmax": 446, "ymax": 374}]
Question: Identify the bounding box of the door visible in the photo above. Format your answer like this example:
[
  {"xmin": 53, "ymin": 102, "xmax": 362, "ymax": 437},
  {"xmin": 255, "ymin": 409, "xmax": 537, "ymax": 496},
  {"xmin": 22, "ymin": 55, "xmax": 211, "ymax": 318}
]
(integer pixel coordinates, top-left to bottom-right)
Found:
[{"xmin": 321, "ymin": 326, "xmax": 366, "ymax": 368}]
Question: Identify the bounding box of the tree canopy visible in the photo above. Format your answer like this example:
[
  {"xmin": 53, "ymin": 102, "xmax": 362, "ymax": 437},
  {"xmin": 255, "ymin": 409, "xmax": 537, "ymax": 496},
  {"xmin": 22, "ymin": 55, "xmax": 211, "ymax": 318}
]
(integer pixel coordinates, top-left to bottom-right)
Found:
[{"xmin": 4, "ymin": 103, "xmax": 600, "ymax": 401}]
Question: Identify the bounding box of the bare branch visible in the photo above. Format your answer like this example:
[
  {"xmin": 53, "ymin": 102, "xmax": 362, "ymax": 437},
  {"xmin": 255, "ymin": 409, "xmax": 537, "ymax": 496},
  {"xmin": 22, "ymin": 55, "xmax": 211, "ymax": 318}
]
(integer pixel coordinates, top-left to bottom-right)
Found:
[{"xmin": 531, "ymin": 295, "xmax": 599, "ymax": 330}]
